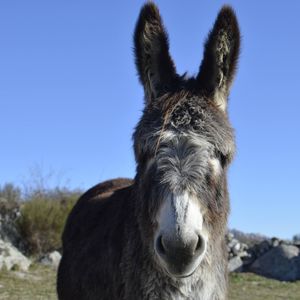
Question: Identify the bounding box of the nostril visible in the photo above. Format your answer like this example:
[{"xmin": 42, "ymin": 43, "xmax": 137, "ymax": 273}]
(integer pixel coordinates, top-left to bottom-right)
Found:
[
  {"xmin": 156, "ymin": 235, "xmax": 166, "ymax": 255},
  {"xmin": 195, "ymin": 235, "xmax": 204, "ymax": 253}
]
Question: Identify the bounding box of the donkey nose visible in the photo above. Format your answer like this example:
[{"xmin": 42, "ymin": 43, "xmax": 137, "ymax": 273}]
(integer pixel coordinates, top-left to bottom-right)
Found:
[{"xmin": 156, "ymin": 233, "xmax": 205, "ymax": 276}]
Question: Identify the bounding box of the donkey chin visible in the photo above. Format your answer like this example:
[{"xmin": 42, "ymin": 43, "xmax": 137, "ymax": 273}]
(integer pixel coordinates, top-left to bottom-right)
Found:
[{"xmin": 153, "ymin": 193, "xmax": 207, "ymax": 278}]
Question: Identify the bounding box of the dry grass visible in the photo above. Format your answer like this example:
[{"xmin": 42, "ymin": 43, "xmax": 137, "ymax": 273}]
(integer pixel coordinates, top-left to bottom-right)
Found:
[
  {"xmin": 0, "ymin": 264, "xmax": 56, "ymax": 300},
  {"xmin": 0, "ymin": 265, "xmax": 299, "ymax": 300},
  {"xmin": 229, "ymin": 272, "xmax": 300, "ymax": 300}
]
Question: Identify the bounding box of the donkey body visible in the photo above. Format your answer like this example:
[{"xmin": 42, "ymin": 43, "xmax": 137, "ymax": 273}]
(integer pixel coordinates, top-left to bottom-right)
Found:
[{"xmin": 57, "ymin": 3, "xmax": 240, "ymax": 300}]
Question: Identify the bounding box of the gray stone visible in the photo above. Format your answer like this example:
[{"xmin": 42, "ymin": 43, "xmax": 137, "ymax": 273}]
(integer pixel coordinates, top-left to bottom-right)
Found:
[
  {"xmin": 240, "ymin": 243, "xmax": 248, "ymax": 251},
  {"xmin": 232, "ymin": 242, "xmax": 241, "ymax": 255},
  {"xmin": 249, "ymin": 244, "xmax": 300, "ymax": 281},
  {"xmin": 228, "ymin": 256, "xmax": 243, "ymax": 273},
  {"xmin": 294, "ymin": 240, "xmax": 300, "ymax": 247},
  {"xmin": 258, "ymin": 240, "xmax": 271, "ymax": 254},
  {"xmin": 227, "ymin": 232, "xmax": 234, "ymax": 241},
  {"xmin": 271, "ymin": 237, "xmax": 280, "ymax": 247},
  {"xmin": 39, "ymin": 251, "xmax": 61, "ymax": 268},
  {"xmin": 242, "ymin": 253, "xmax": 256, "ymax": 266},
  {"xmin": 0, "ymin": 239, "xmax": 31, "ymax": 271},
  {"xmin": 293, "ymin": 234, "xmax": 300, "ymax": 244},
  {"xmin": 228, "ymin": 238, "xmax": 239, "ymax": 249},
  {"xmin": 0, "ymin": 200, "xmax": 26, "ymax": 252},
  {"xmin": 238, "ymin": 251, "xmax": 250, "ymax": 258},
  {"xmin": 281, "ymin": 240, "xmax": 292, "ymax": 246}
]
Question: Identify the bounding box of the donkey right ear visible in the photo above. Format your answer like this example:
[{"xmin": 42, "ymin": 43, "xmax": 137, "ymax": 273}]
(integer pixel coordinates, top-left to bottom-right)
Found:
[
  {"xmin": 134, "ymin": 3, "xmax": 178, "ymax": 103},
  {"xmin": 197, "ymin": 6, "xmax": 240, "ymax": 112}
]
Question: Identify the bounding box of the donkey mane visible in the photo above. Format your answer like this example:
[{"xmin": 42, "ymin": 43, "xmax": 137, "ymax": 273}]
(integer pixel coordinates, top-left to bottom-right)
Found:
[{"xmin": 57, "ymin": 3, "xmax": 240, "ymax": 300}]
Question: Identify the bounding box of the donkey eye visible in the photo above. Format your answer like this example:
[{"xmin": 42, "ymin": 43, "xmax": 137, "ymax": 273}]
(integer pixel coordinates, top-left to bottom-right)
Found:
[{"xmin": 214, "ymin": 149, "xmax": 227, "ymax": 168}]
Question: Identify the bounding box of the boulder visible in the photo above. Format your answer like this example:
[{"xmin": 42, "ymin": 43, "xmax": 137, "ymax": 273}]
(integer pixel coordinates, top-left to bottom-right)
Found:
[
  {"xmin": 271, "ymin": 237, "xmax": 280, "ymax": 247},
  {"xmin": 226, "ymin": 232, "xmax": 234, "ymax": 241},
  {"xmin": 238, "ymin": 251, "xmax": 250, "ymax": 258},
  {"xmin": 0, "ymin": 239, "xmax": 31, "ymax": 271},
  {"xmin": 249, "ymin": 244, "xmax": 300, "ymax": 281},
  {"xmin": 0, "ymin": 198, "xmax": 26, "ymax": 252},
  {"xmin": 232, "ymin": 242, "xmax": 241, "ymax": 255},
  {"xmin": 39, "ymin": 251, "xmax": 61, "ymax": 268},
  {"xmin": 293, "ymin": 235, "xmax": 300, "ymax": 247},
  {"xmin": 228, "ymin": 238, "xmax": 239, "ymax": 249},
  {"xmin": 228, "ymin": 256, "xmax": 243, "ymax": 272}
]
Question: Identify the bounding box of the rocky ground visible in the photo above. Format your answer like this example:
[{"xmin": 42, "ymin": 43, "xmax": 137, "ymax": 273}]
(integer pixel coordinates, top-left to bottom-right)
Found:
[
  {"xmin": 226, "ymin": 231, "xmax": 300, "ymax": 281},
  {"xmin": 2, "ymin": 231, "xmax": 300, "ymax": 283},
  {"xmin": 0, "ymin": 264, "xmax": 300, "ymax": 300}
]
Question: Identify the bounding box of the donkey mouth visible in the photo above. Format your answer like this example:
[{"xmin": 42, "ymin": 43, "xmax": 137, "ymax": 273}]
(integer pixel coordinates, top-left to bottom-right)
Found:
[
  {"xmin": 155, "ymin": 248, "xmax": 201, "ymax": 279},
  {"xmin": 160, "ymin": 262, "xmax": 198, "ymax": 279},
  {"xmin": 172, "ymin": 269, "xmax": 197, "ymax": 279}
]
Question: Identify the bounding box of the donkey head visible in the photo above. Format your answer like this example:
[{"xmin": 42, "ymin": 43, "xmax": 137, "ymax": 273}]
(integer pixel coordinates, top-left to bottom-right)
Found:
[{"xmin": 133, "ymin": 3, "xmax": 240, "ymax": 278}]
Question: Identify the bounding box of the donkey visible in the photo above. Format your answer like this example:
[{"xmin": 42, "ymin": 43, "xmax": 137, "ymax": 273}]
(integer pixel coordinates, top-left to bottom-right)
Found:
[{"xmin": 57, "ymin": 3, "xmax": 240, "ymax": 299}]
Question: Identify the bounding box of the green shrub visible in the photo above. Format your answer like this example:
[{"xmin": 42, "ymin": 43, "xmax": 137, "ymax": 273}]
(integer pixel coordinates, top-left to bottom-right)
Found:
[
  {"xmin": 0, "ymin": 183, "xmax": 21, "ymax": 215},
  {"xmin": 17, "ymin": 191, "xmax": 80, "ymax": 255}
]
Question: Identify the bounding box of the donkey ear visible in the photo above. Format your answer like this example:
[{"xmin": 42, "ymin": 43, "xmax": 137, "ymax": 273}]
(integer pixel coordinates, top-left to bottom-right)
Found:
[
  {"xmin": 197, "ymin": 6, "xmax": 240, "ymax": 111},
  {"xmin": 134, "ymin": 3, "xmax": 177, "ymax": 103}
]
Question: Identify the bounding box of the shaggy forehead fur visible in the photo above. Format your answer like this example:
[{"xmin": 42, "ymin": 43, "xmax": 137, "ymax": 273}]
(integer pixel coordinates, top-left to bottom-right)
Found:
[
  {"xmin": 134, "ymin": 92, "xmax": 235, "ymax": 177},
  {"xmin": 156, "ymin": 134, "xmax": 213, "ymax": 194}
]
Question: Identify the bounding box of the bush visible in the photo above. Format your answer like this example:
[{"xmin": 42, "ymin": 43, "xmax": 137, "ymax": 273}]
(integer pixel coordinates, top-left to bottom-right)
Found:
[
  {"xmin": 17, "ymin": 190, "xmax": 80, "ymax": 255},
  {"xmin": 0, "ymin": 183, "xmax": 21, "ymax": 215},
  {"xmin": 229, "ymin": 229, "xmax": 269, "ymax": 247}
]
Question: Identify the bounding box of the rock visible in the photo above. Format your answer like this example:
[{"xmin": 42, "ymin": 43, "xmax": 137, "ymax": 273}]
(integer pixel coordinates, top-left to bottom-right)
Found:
[
  {"xmin": 281, "ymin": 239, "xmax": 292, "ymax": 246},
  {"xmin": 0, "ymin": 239, "xmax": 31, "ymax": 271},
  {"xmin": 258, "ymin": 240, "xmax": 271, "ymax": 254},
  {"xmin": 39, "ymin": 251, "xmax": 61, "ymax": 268},
  {"xmin": 293, "ymin": 234, "xmax": 300, "ymax": 245},
  {"xmin": 271, "ymin": 237, "xmax": 280, "ymax": 247},
  {"xmin": 294, "ymin": 240, "xmax": 300, "ymax": 247},
  {"xmin": 249, "ymin": 244, "xmax": 300, "ymax": 281},
  {"xmin": 0, "ymin": 198, "xmax": 26, "ymax": 253},
  {"xmin": 238, "ymin": 251, "xmax": 250, "ymax": 258},
  {"xmin": 228, "ymin": 238, "xmax": 239, "ymax": 249},
  {"xmin": 227, "ymin": 232, "xmax": 234, "ymax": 241},
  {"xmin": 228, "ymin": 256, "xmax": 243, "ymax": 272},
  {"xmin": 242, "ymin": 252, "xmax": 256, "ymax": 266},
  {"xmin": 240, "ymin": 243, "xmax": 248, "ymax": 251},
  {"xmin": 232, "ymin": 242, "xmax": 241, "ymax": 255},
  {"xmin": 250, "ymin": 240, "xmax": 271, "ymax": 258}
]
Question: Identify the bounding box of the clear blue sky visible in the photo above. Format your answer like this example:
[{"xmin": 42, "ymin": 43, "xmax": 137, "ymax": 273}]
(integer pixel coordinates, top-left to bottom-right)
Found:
[{"xmin": 1, "ymin": 1, "xmax": 299, "ymax": 239}]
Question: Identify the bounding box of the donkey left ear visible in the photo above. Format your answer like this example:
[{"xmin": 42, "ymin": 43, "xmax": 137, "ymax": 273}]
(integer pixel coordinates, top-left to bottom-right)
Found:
[
  {"xmin": 197, "ymin": 6, "xmax": 240, "ymax": 111},
  {"xmin": 134, "ymin": 3, "xmax": 178, "ymax": 104}
]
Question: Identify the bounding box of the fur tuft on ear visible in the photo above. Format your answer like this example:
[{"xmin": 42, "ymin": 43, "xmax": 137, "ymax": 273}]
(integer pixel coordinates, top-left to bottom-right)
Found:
[
  {"xmin": 134, "ymin": 2, "xmax": 178, "ymax": 103},
  {"xmin": 197, "ymin": 6, "xmax": 240, "ymax": 111}
]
